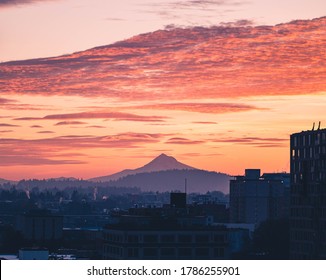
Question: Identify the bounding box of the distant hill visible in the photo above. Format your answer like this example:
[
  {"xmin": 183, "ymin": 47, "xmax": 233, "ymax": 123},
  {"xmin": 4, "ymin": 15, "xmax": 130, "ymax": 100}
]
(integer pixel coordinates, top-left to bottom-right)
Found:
[
  {"xmin": 0, "ymin": 178, "xmax": 16, "ymax": 185},
  {"xmin": 47, "ymin": 177, "xmax": 78, "ymax": 181},
  {"xmin": 105, "ymin": 169, "xmax": 231, "ymax": 194},
  {"xmin": 90, "ymin": 153, "xmax": 195, "ymax": 182}
]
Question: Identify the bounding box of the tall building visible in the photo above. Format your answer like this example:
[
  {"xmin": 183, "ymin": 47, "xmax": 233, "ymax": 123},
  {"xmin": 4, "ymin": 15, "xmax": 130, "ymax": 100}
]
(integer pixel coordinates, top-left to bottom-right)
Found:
[
  {"xmin": 230, "ymin": 169, "xmax": 290, "ymax": 225},
  {"xmin": 290, "ymin": 126, "xmax": 326, "ymax": 259}
]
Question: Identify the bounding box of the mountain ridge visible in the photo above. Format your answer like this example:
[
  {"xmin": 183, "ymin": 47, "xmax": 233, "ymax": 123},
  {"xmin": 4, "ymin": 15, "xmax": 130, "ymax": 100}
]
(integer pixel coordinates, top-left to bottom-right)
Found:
[
  {"xmin": 89, "ymin": 154, "xmax": 231, "ymax": 193},
  {"xmin": 106, "ymin": 169, "xmax": 230, "ymax": 194}
]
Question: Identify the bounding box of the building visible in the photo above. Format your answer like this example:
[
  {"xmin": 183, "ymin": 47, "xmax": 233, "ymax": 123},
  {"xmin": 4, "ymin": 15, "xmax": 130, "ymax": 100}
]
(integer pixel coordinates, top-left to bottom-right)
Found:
[
  {"xmin": 230, "ymin": 169, "xmax": 290, "ymax": 225},
  {"xmin": 290, "ymin": 126, "xmax": 326, "ymax": 259},
  {"xmin": 62, "ymin": 227, "xmax": 103, "ymax": 259},
  {"xmin": 15, "ymin": 209, "xmax": 63, "ymax": 242},
  {"xmin": 103, "ymin": 224, "xmax": 231, "ymax": 260},
  {"xmin": 18, "ymin": 248, "xmax": 49, "ymax": 260},
  {"xmin": 103, "ymin": 193, "xmax": 249, "ymax": 260}
]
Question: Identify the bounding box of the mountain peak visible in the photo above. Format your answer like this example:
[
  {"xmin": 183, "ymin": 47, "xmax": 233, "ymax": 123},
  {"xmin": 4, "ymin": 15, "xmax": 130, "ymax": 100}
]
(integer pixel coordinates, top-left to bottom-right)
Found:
[
  {"xmin": 90, "ymin": 154, "xmax": 195, "ymax": 182},
  {"xmin": 151, "ymin": 153, "xmax": 177, "ymax": 163},
  {"xmin": 141, "ymin": 153, "xmax": 194, "ymax": 172}
]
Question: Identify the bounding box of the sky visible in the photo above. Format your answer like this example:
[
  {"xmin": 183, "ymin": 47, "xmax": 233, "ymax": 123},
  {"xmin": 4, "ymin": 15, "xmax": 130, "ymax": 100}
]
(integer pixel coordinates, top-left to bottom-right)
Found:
[{"xmin": 0, "ymin": 0, "xmax": 325, "ymax": 180}]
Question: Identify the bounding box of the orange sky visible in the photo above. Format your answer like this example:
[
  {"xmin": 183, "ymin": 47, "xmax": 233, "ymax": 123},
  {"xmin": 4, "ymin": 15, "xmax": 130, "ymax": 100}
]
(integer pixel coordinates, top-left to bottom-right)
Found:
[{"xmin": 0, "ymin": 16, "xmax": 325, "ymax": 180}]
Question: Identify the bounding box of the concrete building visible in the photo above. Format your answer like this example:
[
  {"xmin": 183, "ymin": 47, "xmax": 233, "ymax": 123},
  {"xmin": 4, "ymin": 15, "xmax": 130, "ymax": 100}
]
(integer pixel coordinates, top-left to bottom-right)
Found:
[
  {"xmin": 230, "ymin": 169, "xmax": 290, "ymax": 225},
  {"xmin": 15, "ymin": 209, "xmax": 63, "ymax": 242},
  {"xmin": 290, "ymin": 126, "xmax": 326, "ymax": 259}
]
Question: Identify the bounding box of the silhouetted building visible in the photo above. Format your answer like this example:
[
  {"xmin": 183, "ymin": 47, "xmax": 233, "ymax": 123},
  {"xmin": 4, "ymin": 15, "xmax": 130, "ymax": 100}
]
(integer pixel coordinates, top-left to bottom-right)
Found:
[
  {"xmin": 290, "ymin": 126, "xmax": 326, "ymax": 259},
  {"xmin": 230, "ymin": 169, "xmax": 290, "ymax": 225},
  {"xmin": 170, "ymin": 192, "xmax": 187, "ymax": 208},
  {"xmin": 62, "ymin": 227, "xmax": 103, "ymax": 259},
  {"xmin": 103, "ymin": 223, "xmax": 237, "ymax": 260},
  {"xmin": 102, "ymin": 193, "xmax": 249, "ymax": 259},
  {"xmin": 15, "ymin": 209, "xmax": 63, "ymax": 241}
]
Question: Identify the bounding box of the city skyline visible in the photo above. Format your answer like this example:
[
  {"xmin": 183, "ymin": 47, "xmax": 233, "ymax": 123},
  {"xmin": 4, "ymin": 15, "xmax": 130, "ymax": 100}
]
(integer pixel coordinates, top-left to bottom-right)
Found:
[{"xmin": 0, "ymin": 1, "xmax": 325, "ymax": 180}]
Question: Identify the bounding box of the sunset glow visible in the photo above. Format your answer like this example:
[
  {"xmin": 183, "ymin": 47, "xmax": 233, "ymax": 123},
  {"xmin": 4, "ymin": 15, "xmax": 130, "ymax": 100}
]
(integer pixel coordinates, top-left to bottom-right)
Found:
[{"xmin": 0, "ymin": 1, "xmax": 325, "ymax": 180}]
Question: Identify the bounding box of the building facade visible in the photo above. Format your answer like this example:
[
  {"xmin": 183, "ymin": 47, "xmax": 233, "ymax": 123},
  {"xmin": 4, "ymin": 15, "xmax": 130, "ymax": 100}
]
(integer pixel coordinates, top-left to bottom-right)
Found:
[
  {"xmin": 290, "ymin": 127, "xmax": 326, "ymax": 259},
  {"xmin": 102, "ymin": 193, "xmax": 249, "ymax": 260},
  {"xmin": 103, "ymin": 226, "xmax": 231, "ymax": 260},
  {"xmin": 15, "ymin": 209, "xmax": 63, "ymax": 241},
  {"xmin": 230, "ymin": 169, "xmax": 290, "ymax": 225}
]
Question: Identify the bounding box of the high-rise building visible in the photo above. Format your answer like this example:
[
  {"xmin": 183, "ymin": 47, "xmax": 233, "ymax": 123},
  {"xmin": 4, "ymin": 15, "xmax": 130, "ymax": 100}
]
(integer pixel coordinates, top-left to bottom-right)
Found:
[
  {"xmin": 290, "ymin": 126, "xmax": 326, "ymax": 259},
  {"xmin": 230, "ymin": 169, "xmax": 290, "ymax": 225}
]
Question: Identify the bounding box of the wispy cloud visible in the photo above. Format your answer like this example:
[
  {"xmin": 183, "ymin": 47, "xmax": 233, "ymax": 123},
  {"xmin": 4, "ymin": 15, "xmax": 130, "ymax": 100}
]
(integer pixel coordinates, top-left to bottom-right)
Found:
[
  {"xmin": 126, "ymin": 102, "xmax": 263, "ymax": 114},
  {"xmin": 0, "ymin": 0, "xmax": 55, "ymax": 8},
  {"xmin": 0, "ymin": 156, "xmax": 86, "ymax": 166},
  {"xmin": 0, "ymin": 123, "xmax": 20, "ymax": 127},
  {"xmin": 140, "ymin": 0, "xmax": 248, "ymax": 23},
  {"xmin": 105, "ymin": 17, "xmax": 125, "ymax": 21},
  {"xmin": 0, "ymin": 97, "xmax": 16, "ymax": 104},
  {"xmin": 0, "ymin": 132, "xmax": 167, "ymax": 166},
  {"xmin": 86, "ymin": 125, "xmax": 106, "ymax": 129},
  {"xmin": 37, "ymin": 130, "xmax": 55, "ymax": 134},
  {"xmin": 0, "ymin": 97, "xmax": 50, "ymax": 111},
  {"xmin": 192, "ymin": 121, "xmax": 218, "ymax": 124},
  {"xmin": 0, "ymin": 133, "xmax": 166, "ymax": 152},
  {"xmin": 14, "ymin": 111, "xmax": 168, "ymax": 122},
  {"xmin": 166, "ymin": 137, "xmax": 205, "ymax": 145},
  {"xmin": 55, "ymin": 121, "xmax": 87, "ymax": 126},
  {"xmin": 219, "ymin": 19, "xmax": 254, "ymax": 27},
  {"xmin": 211, "ymin": 136, "xmax": 288, "ymax": 147},
  {"xmin": 30, "ymin": 125, "xmax": 43, "ymax": 128}
]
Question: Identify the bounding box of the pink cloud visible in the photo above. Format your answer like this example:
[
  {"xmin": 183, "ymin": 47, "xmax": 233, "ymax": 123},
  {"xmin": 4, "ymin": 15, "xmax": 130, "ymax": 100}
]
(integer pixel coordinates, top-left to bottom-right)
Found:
[{"xmin": 0, "ymin": 17, "xmax": 324, "ymax": 102}]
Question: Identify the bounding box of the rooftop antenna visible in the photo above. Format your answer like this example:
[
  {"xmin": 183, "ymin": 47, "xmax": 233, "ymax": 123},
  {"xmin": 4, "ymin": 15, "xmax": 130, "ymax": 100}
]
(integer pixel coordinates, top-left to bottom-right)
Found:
[
  {"xmin": 312, "ymin": 122, "xmax": 315, "ymax": 131},
  {"xmin": 318, "ymin": 121, "xmax": 321, "ymax": 130}
]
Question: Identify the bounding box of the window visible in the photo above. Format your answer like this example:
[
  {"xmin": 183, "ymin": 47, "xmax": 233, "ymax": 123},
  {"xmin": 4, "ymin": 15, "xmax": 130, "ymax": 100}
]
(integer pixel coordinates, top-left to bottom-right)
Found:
[
  {"xmin": 195, "ymin": 248, "xmax": 209, "ymax": 256},
  {"xmin": 143, "ymin": 235, "xmax": 158, "ymax": 243},
  {"xmin": 196, "ymin": 235, "xmax": 209, "ymax": 243},
  {"xmin": 161, "ymin": 248, "xmax": 175, "ymax": 256},
  {"xmin": 128, "ymin": 235, "xmax": 139, "ymax": 243},
  {"xmin": 178, "ymin": 248, "xmax": 192, "ymax": 256},
  {"xmin": 178, "ymin": 235, "xmax": 192, "ymax": 243},
  {"xmin": 214, "ymin": 234, "xmax": 225, "ymax": 243},
  {"xmin": 214, "ymin": 247, "xmax": 225, "ymax": 257},
  {"xmin": 161, "ymin": 235, "xmax": 175, "ymax": 243},
  {"xmin": 127, "ymin": 248, "xmax": 139, "ymax": 258},
  {"xmin": 143, "ymin": 248, "xmax": 157, "ymax": 257}
]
